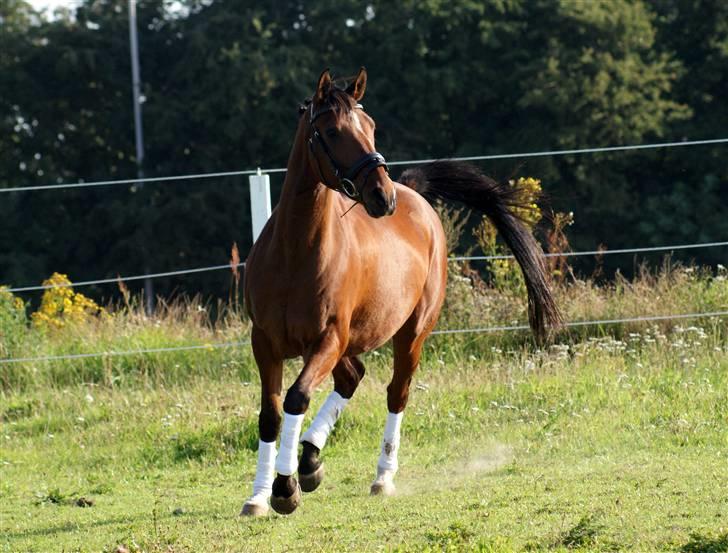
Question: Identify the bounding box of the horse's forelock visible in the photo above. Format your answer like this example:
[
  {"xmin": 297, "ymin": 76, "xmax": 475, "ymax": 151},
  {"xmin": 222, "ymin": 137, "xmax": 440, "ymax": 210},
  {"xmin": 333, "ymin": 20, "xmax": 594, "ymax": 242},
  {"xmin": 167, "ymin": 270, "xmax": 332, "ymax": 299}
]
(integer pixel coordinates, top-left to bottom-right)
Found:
[{"xmin": 312, "ymin": 86, "xmax": 356, "ymax": 123}]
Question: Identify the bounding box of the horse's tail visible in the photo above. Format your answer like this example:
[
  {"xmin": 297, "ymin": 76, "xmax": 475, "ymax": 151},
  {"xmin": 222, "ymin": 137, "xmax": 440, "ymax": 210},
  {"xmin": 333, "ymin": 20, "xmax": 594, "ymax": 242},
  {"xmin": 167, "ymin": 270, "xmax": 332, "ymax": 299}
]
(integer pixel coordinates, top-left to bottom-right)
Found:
[{"xmin": 399, "ymin": 160, "xmax": 562, "ymax": 342}]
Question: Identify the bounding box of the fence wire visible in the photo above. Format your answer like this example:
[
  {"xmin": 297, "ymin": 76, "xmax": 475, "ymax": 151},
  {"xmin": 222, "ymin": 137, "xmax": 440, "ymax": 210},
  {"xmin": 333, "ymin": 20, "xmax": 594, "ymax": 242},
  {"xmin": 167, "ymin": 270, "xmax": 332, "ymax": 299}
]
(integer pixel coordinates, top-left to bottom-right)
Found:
[
  {"xmin": 3, "ymin": 137, "xmax": 727, "ymax": 193},
  {"xmin": 5, "ymin": 240, "xmax": 726, "ymax": 294},
  {"xmin": 6, "ymin": 263, "xmax": 246, "ymax": 293},
  {"xmin": 2, "ymin": 310, "xmax": 726, "ymax": 365}
]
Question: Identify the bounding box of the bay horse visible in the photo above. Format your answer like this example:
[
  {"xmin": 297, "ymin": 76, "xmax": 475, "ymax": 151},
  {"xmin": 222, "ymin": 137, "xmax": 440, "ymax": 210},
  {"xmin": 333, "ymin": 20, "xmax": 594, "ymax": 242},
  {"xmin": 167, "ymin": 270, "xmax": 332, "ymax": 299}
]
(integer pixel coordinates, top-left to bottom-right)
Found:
[{"xmin": 241, "ymin": 68, "xmax": 560, "ymax": 516}]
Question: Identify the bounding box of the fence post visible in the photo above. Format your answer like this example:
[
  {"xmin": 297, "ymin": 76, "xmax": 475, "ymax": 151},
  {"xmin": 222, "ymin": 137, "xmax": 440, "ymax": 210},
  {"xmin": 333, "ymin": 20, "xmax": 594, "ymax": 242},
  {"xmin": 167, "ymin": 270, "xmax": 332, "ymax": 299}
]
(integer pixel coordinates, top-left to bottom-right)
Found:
[{"xmin": 248, "ymin": 169, "xmax": 272, "ymax": 243}]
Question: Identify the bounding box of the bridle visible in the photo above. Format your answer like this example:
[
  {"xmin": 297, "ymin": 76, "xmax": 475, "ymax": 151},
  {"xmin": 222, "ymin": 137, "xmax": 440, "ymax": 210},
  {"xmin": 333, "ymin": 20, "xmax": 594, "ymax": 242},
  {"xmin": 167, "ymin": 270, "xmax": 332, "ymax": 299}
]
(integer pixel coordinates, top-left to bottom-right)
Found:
[{"xmin": 306, "ymin": 102, "xmax": 388, "ymax": 201}]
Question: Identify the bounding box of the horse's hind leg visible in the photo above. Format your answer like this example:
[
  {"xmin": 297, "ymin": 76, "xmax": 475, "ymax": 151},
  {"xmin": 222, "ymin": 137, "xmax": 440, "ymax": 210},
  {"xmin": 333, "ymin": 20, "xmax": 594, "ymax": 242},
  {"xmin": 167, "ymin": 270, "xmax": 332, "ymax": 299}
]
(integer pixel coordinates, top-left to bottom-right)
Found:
[
  {"xmin": 298, "ymin": 356, "xmax": 366, "ymax": 492},
  {"xmin": 371, "ymin": 310, "xmax": 439, "ymax": 496},
  {"xmin": 240, "ymin": 327, "xmax": 283, "ymax": 517}
]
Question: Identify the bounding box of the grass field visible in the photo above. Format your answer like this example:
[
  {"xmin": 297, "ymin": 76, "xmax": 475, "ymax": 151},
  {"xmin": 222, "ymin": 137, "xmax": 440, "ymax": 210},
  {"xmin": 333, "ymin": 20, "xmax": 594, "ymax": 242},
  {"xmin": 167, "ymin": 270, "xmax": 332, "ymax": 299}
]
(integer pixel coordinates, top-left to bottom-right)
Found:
[{"xmin": 2, "ymin": 265, "xmax": 728, "ymax": 552}]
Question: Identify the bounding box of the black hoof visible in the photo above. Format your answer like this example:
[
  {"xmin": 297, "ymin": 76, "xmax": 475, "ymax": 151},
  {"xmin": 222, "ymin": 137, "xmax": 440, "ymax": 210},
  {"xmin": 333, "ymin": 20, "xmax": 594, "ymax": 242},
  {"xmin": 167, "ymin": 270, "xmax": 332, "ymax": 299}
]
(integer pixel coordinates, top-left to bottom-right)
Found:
[
  {"xmin": 298, "ymin": 441, "xmax": 324, "ymax": 493},
  {"xmin": 299, "ymin": 463, "xmax": 325, "ymax": 493},
  {"xmin": 270, "ymin": 481, "xmax": 302, "ymax": 515}
]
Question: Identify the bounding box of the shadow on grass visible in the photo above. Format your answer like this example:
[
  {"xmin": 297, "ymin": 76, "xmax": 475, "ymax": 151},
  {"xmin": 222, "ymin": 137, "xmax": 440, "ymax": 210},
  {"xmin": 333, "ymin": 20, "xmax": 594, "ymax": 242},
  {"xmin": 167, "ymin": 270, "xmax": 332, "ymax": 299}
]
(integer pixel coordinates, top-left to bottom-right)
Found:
[
  {"xmin": 3, "ymin": 508, "xmax": 216, "ymax": 541},
  {"xmin": 558, "ymin": 514, "xmax": 603, "ymax": 549},
  {"xmin": 523, "ymin": 513, "xmax": 609, "ymax": 551},
  {"xmin": 681, "ymin": 532, "xmax": 728, "ymax": 553}
]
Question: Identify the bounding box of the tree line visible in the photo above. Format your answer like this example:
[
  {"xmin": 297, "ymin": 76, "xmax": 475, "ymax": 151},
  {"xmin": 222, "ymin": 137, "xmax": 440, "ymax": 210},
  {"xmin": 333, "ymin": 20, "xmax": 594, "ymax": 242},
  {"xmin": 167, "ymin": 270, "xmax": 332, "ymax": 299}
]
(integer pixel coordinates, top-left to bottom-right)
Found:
[{"xmin": 1, "ymin": 0, "xmax": 726, "ymax": 302}]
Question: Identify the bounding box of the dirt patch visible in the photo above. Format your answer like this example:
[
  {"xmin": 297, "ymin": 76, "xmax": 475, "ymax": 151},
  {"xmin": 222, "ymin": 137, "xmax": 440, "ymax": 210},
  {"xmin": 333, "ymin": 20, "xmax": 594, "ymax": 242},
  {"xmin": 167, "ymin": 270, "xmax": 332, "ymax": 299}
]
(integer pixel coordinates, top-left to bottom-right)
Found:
[{"xmin": 394, "ymin": 442, "xmax": 513, "ymax": 496}]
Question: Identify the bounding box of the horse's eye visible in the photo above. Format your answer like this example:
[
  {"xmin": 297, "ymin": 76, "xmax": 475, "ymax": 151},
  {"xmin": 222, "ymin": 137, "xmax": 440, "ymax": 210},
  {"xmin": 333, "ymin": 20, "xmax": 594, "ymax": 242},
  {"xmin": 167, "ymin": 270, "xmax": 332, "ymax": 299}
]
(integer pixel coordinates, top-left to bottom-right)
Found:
[{"xmin": 325, "ymin": 128, "xmax": 338, "ymax": 139}]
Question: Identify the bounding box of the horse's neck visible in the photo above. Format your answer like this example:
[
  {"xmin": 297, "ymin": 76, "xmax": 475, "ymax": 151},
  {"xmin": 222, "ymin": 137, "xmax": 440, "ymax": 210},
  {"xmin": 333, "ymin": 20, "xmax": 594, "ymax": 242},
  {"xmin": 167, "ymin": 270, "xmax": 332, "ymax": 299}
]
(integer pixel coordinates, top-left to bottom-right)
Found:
[{"xmin": 272, "ymin": 136, "xmax": 338, "ymax": 262}]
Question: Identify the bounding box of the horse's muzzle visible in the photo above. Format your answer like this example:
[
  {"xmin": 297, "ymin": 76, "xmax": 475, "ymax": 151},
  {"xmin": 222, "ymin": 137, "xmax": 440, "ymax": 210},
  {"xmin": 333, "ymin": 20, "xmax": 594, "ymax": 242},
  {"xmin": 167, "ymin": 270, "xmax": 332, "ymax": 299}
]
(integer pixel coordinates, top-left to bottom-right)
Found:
[{"xmin": 365, "ymin": 185, "xmax": 396, "ymax": 218}]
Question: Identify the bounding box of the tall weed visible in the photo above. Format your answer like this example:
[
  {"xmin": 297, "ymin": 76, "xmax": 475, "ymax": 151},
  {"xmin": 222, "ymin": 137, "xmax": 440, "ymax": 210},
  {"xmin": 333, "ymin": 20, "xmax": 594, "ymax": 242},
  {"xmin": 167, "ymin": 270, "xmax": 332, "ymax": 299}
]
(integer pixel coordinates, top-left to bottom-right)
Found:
[{"xmin": 0, "ymin": 286, "xmax": 27, "ymax": 357}]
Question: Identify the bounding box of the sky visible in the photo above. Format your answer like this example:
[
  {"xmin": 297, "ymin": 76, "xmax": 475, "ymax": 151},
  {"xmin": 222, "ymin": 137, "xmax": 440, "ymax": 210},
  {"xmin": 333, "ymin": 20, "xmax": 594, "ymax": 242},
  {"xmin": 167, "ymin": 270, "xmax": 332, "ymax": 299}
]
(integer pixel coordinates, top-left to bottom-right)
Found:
[
  {"xmin": 28, "ymin": 0, "xmax": 82, "ymax": 10},
  {"xmin": 26, "ymin": 1, "xmax": 188, "ymax": 16}
]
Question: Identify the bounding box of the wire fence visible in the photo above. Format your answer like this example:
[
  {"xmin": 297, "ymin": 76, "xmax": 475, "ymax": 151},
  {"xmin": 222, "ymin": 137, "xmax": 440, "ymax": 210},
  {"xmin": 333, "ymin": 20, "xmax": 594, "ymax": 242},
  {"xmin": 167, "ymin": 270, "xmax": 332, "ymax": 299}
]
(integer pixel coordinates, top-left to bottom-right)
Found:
[
  {"xmin": 3, "ymin": 137, "xmax": 727, "ymax": 194},
  {"xmin": 0, "ymin": 340, "xmax": 251, "ymax": 365},
  {"xmin": 5, "ymin": 240, "xmax": 727, "ymax": 294},
  {"xmin": 6, "ymin": 263, "xmax": 246, "ymax": 293},
  {"xmin": 1, "ymin": 310, "xmax": 726, "ymax": 365},
  {"xmin": 3, "ymin": 133, "xmax": 727, "ymax": 292},
  {"xmin": 2, "ymin": 135, "xmax": 726, "ymax": 364},
  {"xmin": 430, "ymin": 310, "xmax": 728, "ymax": 335},
  {"xmin": 449, "ymin": 240, "xmax": 728, "ymax": 262}
]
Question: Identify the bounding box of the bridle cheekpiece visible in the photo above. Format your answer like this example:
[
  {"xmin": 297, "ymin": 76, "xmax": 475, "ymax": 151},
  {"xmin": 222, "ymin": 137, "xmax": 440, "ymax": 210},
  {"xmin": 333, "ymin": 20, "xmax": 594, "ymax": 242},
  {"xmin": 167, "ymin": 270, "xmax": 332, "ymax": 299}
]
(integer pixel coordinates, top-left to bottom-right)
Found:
[{"xmin": 306, "ymin": 102, "xmax": 388, "ymax": 201}]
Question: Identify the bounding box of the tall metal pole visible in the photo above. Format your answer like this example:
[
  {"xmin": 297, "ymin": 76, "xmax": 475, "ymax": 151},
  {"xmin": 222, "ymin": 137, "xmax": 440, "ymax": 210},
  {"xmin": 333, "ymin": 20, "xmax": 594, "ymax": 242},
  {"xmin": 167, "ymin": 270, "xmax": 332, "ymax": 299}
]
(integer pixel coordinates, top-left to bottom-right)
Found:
[{"xmin": 128, "ymin": 0, "xmax": 154, "ymax": 314}]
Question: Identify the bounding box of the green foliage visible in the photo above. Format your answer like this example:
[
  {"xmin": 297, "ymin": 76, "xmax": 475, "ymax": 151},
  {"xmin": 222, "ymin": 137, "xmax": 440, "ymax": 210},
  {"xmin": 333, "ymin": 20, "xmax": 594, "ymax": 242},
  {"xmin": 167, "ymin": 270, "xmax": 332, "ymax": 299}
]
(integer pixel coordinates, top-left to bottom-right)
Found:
[
  {"xmin": 0, "ymin": 286, "xmax": 27, "ymax": 357},
  {"xmin": 1, "ymin": 398, "xmax": 36, "ymax": 421},
  {"xmin": 474, "ymin": 215, "xmax": 526, "ymax": 296},
  {"xmin": 639, "ymin": 175, "xmax": 728, "ymax": 246},
  {"xmin": 0, "ymin": 0, "xmax": 726, "ymax": 301},
  {"xmin": 433, "ymin": 201, "xmax": 471, "ymax": 254},
  {"xmin": 518, "ymin": 1, "xmax": 690, "ymax": 147}
]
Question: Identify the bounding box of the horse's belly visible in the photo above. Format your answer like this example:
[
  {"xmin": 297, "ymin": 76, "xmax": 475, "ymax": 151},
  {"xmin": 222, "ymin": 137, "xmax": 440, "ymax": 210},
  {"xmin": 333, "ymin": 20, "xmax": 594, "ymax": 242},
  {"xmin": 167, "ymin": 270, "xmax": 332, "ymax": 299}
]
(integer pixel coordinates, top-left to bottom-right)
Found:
[{"xmin": 347, "ymin": 307, "xmax": 409, "ymax": 354}]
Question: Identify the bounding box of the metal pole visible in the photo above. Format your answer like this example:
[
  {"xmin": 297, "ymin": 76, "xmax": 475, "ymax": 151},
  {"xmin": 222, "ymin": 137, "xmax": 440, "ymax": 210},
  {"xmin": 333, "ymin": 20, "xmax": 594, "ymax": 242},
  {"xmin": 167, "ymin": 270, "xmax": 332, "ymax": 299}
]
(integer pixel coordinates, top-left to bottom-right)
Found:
[
  {"xmin": 128, "ymin": 0, "xmax": 154, "ymax": 314},
  {"xmin": 129, "ymin": 0, "xmax": 144, "ymax": 171}
]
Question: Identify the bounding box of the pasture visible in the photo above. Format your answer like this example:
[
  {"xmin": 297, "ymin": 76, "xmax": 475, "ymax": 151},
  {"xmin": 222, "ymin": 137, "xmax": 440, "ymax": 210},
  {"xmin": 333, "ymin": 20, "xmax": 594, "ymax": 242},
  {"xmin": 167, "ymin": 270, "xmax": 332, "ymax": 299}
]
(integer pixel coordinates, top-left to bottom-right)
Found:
[{"xmin": 1, "ymin": 266, "xmax": 727, "ymax": 552}]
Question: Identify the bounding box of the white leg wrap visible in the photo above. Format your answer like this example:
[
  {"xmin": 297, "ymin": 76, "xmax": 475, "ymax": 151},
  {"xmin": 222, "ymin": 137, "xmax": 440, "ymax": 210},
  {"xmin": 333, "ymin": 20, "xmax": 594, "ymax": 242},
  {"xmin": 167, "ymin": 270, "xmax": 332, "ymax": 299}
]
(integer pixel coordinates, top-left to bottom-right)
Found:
[
  {"xmin": 247, "ymin": 440, "xmax": 276, "ymax": 505},
  {"xmin": 300, "ymin": 391, "xmax": 349, "ymax": 450},
  {"xmin": 377, "ymin": 411, "xmax": 403, "ymax": 472},
  {"xmin": 275, "ymin": 412, "xmax": 305, "ymax": 476},
  {"xmin": 371, "ymin": 465, "xmax": 397, "ymax": 496}
]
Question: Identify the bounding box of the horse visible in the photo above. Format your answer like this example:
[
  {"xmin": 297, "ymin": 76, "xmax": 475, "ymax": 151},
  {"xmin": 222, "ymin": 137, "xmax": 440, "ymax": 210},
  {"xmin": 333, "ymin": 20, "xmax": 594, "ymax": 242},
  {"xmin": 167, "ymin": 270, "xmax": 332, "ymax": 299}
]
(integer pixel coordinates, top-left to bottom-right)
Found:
[{"xmin": 241, "ymin": 68, "xmax": 561, "ymax": 516}]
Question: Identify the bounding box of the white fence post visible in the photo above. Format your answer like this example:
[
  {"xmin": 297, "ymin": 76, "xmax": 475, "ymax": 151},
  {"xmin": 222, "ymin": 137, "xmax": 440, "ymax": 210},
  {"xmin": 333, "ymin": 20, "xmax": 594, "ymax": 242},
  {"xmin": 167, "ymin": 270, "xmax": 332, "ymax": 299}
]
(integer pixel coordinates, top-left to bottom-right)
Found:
[{"xmin": 248, "ymin": 169, "xmax": 272, "ymax": 243}]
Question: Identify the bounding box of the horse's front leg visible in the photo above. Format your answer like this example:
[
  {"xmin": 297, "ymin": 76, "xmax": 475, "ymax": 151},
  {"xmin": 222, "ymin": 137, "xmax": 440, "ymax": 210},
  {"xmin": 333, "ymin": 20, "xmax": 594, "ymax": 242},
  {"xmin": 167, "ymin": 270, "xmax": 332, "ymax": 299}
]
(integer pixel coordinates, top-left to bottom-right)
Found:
[
  {"xmin": 241, "ymin": 327, "xmax": 283, "ymax": 517},
  {"xmin": 270, "ymin": 333, "xmax": 344, "ymax": 515},
  {"xmin": 298, "ymin": 356, "xmax": 366, "ymax": 492}
]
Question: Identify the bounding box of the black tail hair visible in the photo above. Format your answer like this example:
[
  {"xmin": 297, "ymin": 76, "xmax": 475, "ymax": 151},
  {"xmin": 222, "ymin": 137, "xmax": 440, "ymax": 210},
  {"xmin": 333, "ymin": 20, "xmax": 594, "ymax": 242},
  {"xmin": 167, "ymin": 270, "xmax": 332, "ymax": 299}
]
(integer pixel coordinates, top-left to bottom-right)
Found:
[{"xmin": 400, "ymin": 160, "xmax": 562, "ymax": 342}]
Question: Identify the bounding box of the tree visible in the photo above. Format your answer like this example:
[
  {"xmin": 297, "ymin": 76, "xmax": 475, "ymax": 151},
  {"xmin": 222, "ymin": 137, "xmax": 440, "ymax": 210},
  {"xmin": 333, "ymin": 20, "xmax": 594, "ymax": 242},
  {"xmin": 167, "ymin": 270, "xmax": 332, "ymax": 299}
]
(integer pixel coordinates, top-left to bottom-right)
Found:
[{"xmin": 0, "ymin": 0, "xmax": 724, "ymax": 304}]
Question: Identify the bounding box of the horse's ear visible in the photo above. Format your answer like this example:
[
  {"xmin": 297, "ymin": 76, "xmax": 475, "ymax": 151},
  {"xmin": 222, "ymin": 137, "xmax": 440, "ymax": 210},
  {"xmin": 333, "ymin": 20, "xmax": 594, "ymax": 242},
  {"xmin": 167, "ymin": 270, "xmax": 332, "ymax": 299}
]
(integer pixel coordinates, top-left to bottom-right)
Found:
[
  {"xmin": 315, "ymin": 68, "xmax": 332, "ymax": 102},
  {"xmin": 346, "ymin": 67, "xmax": 367, "ymax": 101}
]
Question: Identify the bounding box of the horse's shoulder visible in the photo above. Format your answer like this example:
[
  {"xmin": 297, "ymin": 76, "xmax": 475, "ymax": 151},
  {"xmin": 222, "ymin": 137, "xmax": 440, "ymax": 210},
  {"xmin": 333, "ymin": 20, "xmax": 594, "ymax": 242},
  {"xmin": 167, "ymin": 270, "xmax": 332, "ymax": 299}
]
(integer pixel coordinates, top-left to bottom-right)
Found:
[
  {"xmin": 394, "ymin": 182, "xmax": 435, "ymax": 213},
  {"xmin": 392, "ymin": 182, "xmax": 441, "ymax": 228}
]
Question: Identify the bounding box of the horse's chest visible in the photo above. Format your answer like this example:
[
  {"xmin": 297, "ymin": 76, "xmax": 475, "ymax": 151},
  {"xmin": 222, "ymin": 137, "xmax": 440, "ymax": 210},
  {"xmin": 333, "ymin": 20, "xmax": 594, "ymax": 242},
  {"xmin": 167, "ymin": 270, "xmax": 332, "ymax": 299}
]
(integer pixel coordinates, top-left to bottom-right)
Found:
[
  {"xmin": 283, "ymin": 288, "xmax": 336, "ymax": 331},
  {"xmin": 248, "ymin": 269, "xmax": 338, "ymax": 351}
]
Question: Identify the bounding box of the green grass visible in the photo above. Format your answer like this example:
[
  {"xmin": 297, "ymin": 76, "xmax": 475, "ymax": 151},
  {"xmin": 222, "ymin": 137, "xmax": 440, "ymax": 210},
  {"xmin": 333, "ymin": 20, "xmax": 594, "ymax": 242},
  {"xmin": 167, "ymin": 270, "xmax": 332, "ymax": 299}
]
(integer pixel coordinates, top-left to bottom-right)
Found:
[
  {"xmin": 2, "ymin": 322, "xmax": 728, "ymax": 552},
  {"xmin": 1, "ymin": 264, "xmax": 727, "ymax": 551},
  {"xmin": 0, "ymin": 264, "xmax": 726, "ymax": 394}
]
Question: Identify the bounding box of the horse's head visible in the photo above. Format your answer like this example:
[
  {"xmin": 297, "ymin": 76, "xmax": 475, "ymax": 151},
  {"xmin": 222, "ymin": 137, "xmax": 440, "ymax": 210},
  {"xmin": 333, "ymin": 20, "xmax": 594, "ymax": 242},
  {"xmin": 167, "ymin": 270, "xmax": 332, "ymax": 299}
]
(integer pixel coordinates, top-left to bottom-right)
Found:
[{"xmin": 305, "ymin": 68, "xmax": 397, "ymax": 218}]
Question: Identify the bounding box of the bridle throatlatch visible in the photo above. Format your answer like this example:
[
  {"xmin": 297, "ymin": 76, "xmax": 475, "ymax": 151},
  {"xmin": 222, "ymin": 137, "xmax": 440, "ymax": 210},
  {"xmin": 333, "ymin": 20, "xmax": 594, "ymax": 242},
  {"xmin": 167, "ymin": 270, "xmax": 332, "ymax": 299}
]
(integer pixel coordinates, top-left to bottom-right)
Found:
[{"xmin": 307, "ymin": 103, "xmax": 388, "ymax": 201}]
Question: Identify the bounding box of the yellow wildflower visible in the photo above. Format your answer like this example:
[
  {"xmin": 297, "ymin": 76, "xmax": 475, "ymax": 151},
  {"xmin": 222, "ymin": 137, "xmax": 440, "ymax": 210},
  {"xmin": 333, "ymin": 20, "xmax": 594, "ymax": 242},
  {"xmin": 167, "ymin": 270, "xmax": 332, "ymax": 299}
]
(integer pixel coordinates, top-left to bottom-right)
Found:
[
  {"xmin": 31, "ymin": 273, "xmax": 107, "ymax": 329},
  {"xmin": 509, "ymin": 177, "xmax": 542, "ymax": 227}
]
